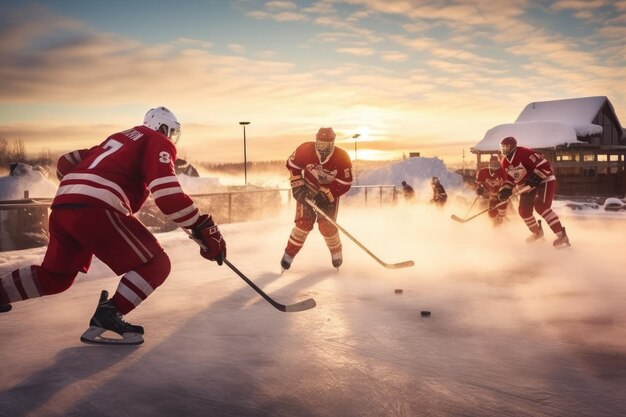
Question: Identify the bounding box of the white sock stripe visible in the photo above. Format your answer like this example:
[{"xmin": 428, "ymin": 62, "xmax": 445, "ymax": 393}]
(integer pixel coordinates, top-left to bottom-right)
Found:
[
  {"xmin": 288, "ymin": 238, "xmax": 304, "ymax": 247},
  {"xmin": 18, "ymin": 267, "xmax": 40, "ymax": 298},
  {"xmin": 125, "ymin": 271, "xmax": 154, "ymax": 297},
  {"xmin": 548, "ymin": 219, "xmax": 560, "ymax": 227},
  {"xmin": 115, "ymin": 282, "xmax": 143, "ymax": 307},
  {"xmin": 106, "ymin": 211, "xmax": 149, "ymax": 263},
  {"xmin": 1, "ymin": 273, "xmax": 23, "ymax": 302},
  {"xmin": 540, "ymin": 208, "xmax": 553, "ymax": 217}
]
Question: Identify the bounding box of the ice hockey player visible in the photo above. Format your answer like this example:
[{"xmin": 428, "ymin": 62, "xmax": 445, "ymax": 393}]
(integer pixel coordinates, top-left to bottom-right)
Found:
[
  {"xmin": 475, "ymin": 155, "xmax": 508, "ymax": 225},
  {"xmin": 281, "ymin": 127, "xmax": 353, "ymax": 271},
  {"xmin": 430, "ymin": 177, "xmax": 447, "ymax": 207},
  {"xmin": 0, "ymin": 107, "xmax": 227, "ymax": 344},
  {"xmin": 498, "ymin": 136, "xmax": 570, "ymax": 248},
  {"xmin": 401, "ymin": 180, "xmax": 415, "ymax": 201}
]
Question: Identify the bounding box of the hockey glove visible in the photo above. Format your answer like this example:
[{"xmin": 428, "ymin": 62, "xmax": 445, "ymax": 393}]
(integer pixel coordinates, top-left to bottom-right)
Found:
[
  {"xmin": 525, "ymin": 173, "xmax": 543, "ymax": 187},
  {"xmin": 314, "ymin": 187, "xmax": 334, "ymax": 209},
  {"xmin": 291, "ymin": 175, "xmax": 312, "ymax": 203},
  {"xmin": 476, "ymin": 185, "xmax": 485, "ymax": 196},
  {"xmin": 192, "ymin": 215, "xmax": 226, "ymax": 265},
  {"xmin": 498, "ymin": 186, "xmax": 513, "ymax": 202}
]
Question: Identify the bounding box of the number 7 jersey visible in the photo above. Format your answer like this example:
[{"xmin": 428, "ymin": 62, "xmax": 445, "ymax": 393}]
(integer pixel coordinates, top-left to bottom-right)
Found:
[{"xmin": 53, "ymin": 125, "xmax": 201, "ymax": 228}]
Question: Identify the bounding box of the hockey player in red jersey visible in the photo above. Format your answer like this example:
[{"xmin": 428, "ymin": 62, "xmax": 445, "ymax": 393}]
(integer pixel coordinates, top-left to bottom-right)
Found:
[
  {"xmin": 281, "ymin": 127, "xmax": 353, "ymax": 271},
  {"xmin": 475, "ymin": 155, "xmax": 508, "ymax": 225},
  {"xmin": 498, "ymin": 136, "xmax": 570, "ymax": 248},
  {"xmin": 0, "ymin": 107, "xmax": 227, "ymax": 344}
]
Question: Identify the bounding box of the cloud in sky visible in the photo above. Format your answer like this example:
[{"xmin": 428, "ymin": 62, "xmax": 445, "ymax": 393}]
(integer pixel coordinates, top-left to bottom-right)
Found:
[{"xmin": 0, "ymin": 0, "xmax": 624, "ymax": 167}]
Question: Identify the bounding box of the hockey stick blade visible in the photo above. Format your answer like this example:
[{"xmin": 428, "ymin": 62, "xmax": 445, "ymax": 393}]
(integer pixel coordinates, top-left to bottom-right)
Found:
[
  {"xmin": 304, "ymin": 198, "xmax": 415, "ymax": 270},
  {"xmin": 451, "ymin": 214, "xmax": 470, "ymax": 223},
  {"xmin": 182, "ymin": 228, "xmax": 316, "ymax": 313}
]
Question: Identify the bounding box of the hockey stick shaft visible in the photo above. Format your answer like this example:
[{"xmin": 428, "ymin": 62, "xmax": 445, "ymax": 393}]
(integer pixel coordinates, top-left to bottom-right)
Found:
[
  {"xmin": 182, "ymin": 228, "xmax": 316, "ymax": 312},
  {"xmin": 451, "ymin": 185, "xmax": 532, "ymax": 223},
  {"xmin": 465, "ymin": 194, "xmax": 480, "ymax": 217},
  {"xmin": 304, "ymin": 198, "xmax": 414, "ymax": 269}
]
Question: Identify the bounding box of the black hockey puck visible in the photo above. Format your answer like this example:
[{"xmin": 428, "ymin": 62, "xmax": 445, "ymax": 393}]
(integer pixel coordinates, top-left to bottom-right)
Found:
[
  {"xmin": 420, "ymin": 310, "xmax": 431, "ymax": 317},
  {"xmin": 394, "ymin": 289, "xmax": 403, "ymax": 294}
]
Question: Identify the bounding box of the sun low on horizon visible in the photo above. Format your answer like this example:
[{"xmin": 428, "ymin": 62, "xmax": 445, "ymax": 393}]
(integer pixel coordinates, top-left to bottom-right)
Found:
[{"xmin": 0, "ymin": 0, "xmax": 624, "ymax": 169}]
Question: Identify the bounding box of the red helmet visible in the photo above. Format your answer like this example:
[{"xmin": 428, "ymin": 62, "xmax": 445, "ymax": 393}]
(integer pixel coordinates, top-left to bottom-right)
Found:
[
  {"xmin": 488, "ymin": 155, "xmax": 500, "ymax": 173},
  {"xmin": 315, "ymin": 127, "xmax": 336, "ymax": 160},
  {"xmin": 500, "ymin": 136, "xmax": 517, "ymax": 157}
]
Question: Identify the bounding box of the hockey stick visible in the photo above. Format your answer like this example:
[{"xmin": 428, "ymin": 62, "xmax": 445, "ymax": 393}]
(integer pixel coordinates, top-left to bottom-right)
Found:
[
  {"xmin": 451, "ymin": 185, "xmax": 532, "ymax": 224},
  {"xmin": 304, "ymin": 198, "xmax": 414, "ymax": 269},
  {"xmin": 182, "ymin": 228, "xmax": 316, "ymax": 313},
  {"xmin": 465, "ymin": 194, "xmax": 480, "ymax": 217}
]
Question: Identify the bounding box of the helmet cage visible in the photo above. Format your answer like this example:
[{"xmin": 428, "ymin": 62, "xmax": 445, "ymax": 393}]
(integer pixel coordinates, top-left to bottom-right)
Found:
[
  {"xmin": 315, "ymin": 127, "xmax": 336, "ymax": 160},
  {"xmin": 488, "ymin": 156, "xmax": 500, "ymax": 174},
  {"xmin": 500, "ymin": 136, "xmax": 517, "ymax": 157}
]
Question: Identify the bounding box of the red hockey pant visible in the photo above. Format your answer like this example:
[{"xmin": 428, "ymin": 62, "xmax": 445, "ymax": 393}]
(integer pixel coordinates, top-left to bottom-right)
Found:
[
  {"xmin": 284, "ymin": 200, "xmax": 341, "ymax": 257},
  {"xmin": 518, "ymin": 181, "xmax": 564, "ymax": 234}
]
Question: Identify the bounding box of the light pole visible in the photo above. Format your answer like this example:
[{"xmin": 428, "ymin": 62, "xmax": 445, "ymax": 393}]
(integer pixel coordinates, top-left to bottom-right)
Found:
[
  {"xmin": 353, "ymin": 133, "xmax": 361, "ymax": 185},
  {"xmin": 239, "ymin": 121, "xmax": 250, "ymax": 185}
]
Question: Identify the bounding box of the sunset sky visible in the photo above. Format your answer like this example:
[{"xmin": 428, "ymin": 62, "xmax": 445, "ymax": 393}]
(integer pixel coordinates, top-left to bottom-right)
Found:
[{"xmin": 1, "ymin": 0, "xmax": 624, "ymax": 168}]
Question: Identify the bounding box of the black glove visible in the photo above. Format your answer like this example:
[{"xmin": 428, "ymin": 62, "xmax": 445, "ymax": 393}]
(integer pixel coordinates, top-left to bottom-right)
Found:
[
  {"xmin": 313, "ymin": 187, "xmax": 334, "ymax": 209},
  {"xmin": 192, "ymin": 215, "xmax": 226, "ymax": 265},
  {"xmin": 498, "ymin": 187, "xmax": 512, "ymax": 202},
  {"xmin": 476, "ymin": 185, "xmax": 485, "ymax": 196},
  {"xmin": 290, "ymin": 175, "xmax": 312, "ymax": 203},
  {"xmin": 525, "ymin": 173, "xmax": 542, "ymax": 187}
]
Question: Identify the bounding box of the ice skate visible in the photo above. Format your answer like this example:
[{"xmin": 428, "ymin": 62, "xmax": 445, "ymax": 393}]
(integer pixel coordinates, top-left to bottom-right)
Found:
[
  {"xmin": 80, "ymin": 290, "xmax": 144, "ymax": 346},
  {"xmin": 526, "ymin": 220, "xmax": 544, "ymax": 243},
  {"xmin": 280, "ymin": 253, "xmax": 294, "ymax": 272},
  {"xmin": 553, "ymin": 228, "xmax": 571, "ymax": 249},
  {"xmin": 0, "ymin": 303, "xmax": 12, "ymax": 313},
  {"xmin": 331, "ymin": 251, "xmax": 343, "ymax": 269}
]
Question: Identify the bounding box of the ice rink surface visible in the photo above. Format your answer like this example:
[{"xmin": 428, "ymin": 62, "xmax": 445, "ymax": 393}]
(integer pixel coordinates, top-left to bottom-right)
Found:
[{"xmin": 1, "ymin": 203, "xmax": 625, "ymax": 417}]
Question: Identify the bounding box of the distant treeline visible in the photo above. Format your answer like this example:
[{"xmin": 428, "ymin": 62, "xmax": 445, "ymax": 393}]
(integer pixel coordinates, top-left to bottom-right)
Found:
[
  {"xmin": 198, "ymin": 160, "xmax": 286, "ymax": 175},
  {"xmin": 0, "ymin": 138, "xmax": 56, "ymax": 175}
]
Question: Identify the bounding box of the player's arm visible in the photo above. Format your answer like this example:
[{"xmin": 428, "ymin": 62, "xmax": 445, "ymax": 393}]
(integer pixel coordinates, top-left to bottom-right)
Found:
[
  {"xmin": 524, "ymin": 151, "xmax": 552, "ymax": 186},
  {"xmin": 143, "ymin": 139, "xmax": 226, "ymax": 264},
  {"xmin": 56, "ymin": 148, "xmax": 95, "ymax": 181},
  {"xmin": 324, "ymin": 151, "xmax": 353, "ymax": 199},
  {"xmin": 286, "ymin": 146, "xmax": 315, "ymax": 202}
]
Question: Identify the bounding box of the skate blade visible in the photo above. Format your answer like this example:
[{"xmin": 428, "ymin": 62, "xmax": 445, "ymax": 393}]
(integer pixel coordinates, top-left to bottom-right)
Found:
[{"xmin": 80, "ymin": 326, "xmax": 144, "ymax": 346}]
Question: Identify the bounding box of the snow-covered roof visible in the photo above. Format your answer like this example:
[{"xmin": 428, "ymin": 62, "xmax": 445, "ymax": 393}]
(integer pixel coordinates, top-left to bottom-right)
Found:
[
  {"xmin": 473, "ymin": 96, "xmax": 611, "ymax": 152},
  {"xmin": 472, "ymin": 121, "xmax": 595, "ymax": 152}
]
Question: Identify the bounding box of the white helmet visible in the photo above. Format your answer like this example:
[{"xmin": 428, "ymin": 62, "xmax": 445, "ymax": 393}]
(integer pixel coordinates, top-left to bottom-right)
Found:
[
  {"xmin": 315, "ymin": 127, "xmax": 336, "ymax": 160},
  {"xmin": 143, "ymin": 106, "xmax": 181, "ymax": 143}
]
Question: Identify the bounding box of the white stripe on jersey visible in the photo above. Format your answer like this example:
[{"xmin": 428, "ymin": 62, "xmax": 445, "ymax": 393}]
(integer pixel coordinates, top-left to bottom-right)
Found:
[
  {"xmin": 335, "ymin": 178, "xmax": 352, "ymax": 186},
  {"xmin": 151, "ymin": 186, "xmax": 184, "ymax": 200},
  {"xmin": 148, "ymin": 176, "xmax": 179, "ymax": 191},
  {"xmin": 105, "ymin": 211, "xmax": 149, "ymax": 263},
  {"xmin": 57, "ymin": 184, "xmax": 131, "ymax": 215},
  {"xmin": 287, "ymin": 159, "xmax": 302, "ymax": 171},
  {"xmin": 166, "ymin": 203, "xmax": 199, "ymax": 226},
  {"xmin": 61, "ymin": 173, "xmax": 131, "ymax": 210}
]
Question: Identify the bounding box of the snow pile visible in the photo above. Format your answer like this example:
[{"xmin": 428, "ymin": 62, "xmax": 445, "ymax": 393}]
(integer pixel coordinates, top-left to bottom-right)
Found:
[
  {"xmin": 473, "ymin": 121, "xmax": 587, "ymax": 152},
  {"xmin": 0, "ymin": 163, "xmax": 58, "ymax": 200},
  {"xmin": 357, "ymin": 156, "xmax": 463, "ymax": 190}
]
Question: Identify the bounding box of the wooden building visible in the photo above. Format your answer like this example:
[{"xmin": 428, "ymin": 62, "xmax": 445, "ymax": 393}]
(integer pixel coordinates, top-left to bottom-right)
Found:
[{"xmin": 471, "ymin": 96, "xmax": 626, "ymax": 197}]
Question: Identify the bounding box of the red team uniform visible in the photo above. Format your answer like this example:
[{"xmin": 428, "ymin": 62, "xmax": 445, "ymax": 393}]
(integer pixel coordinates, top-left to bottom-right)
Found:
[
  {"xmin": 499, "ymin": 136, "xmax": 570, "ymax": 247},
  {"xmin": 475, "ymin": 155, "xmax": 507, "ymax": 223},
  {"xmin": 282, "ymin": 128, "xmax": 352, "ymax": 270},
  {"xmin": 0, "ymin": 107, "xmax": 226, "ymax": 344}
]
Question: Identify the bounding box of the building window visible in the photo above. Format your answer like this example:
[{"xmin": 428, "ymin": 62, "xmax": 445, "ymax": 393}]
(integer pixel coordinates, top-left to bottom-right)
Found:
[
  {"xmin": 610, "ymin": 154, "xmax": 620, "ymax": 161},
  {"xmin": 598, "ymin": 155, "xmax": 608, "ymax": 162},
  {"xmin": 583, "ymin": 154, "xmax": 595, "ymax": 162},
  {"xmin": 556, "ymin": 153, "xmax": 577, "ymax": 161}
]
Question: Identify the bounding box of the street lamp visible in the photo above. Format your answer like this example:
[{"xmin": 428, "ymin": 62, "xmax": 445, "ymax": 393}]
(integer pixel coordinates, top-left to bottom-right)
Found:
[
  {"xmin": 353, "ymin": 134, "xmax": 361, "ymax": 185},
  {"xmin": 239, "ymin": 121, "xmax": 250, "ymax": 185}
]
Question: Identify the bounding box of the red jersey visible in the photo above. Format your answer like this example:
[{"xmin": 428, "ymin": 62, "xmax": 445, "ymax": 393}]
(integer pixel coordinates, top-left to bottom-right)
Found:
[
  {"xmin": 475, "ymin": 167, "xmax": 506, "ymax": 198},
  {"xmin": 286, "ymin": 142, "xmax": 352, "ymax": 198},
  {"xmin": 53, "ymin": 125, "xmax": 201, "ymax": 228},
  {"xmin": 501, "ymin": 146, "xmax": 555, "ymax": 187}
]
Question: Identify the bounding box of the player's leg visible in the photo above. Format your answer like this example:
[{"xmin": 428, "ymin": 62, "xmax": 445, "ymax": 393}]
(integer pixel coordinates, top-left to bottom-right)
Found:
[
  {"xmin": 317, "ymin": 202, "xmax": 342, "ymax": 268},
  {"xmin": 281, "ymin": 202, "xmax": 315, "ymax": 270},
  {"xmin": 535, "ymin": 181, "xmax": 570, "ymax": 247},
  {"xmin": 0, "ymin": 208, "xmax": 91, "ymax": 312},
  {"xmin": 518, "ymin": 190, "xmax": 543, "ymax": 242}
]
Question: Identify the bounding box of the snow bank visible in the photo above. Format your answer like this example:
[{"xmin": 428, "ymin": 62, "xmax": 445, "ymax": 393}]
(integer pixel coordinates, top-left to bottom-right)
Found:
[
  {"xmin": 357, "ymin": 156, "xmax": 463, "ymax": 190},
  {"xmin": 0, "ymin": 163, "xmax": 58, "ymax": 199}
]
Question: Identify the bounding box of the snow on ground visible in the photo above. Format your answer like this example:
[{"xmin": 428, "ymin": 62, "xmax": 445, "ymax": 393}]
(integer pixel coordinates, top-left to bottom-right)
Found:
[{"xmin": 1, "ymin": 197, "xmax": 625, "ymax": 417}]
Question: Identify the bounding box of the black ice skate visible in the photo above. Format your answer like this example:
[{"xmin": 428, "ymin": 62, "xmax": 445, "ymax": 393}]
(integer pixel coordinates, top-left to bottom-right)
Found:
[
  {"xmin": 280, "ymin": 253, "xmax": 294, "ymax": 272},
  {"xmin": 0, "ymin": 303, "xmax": 12, "ymax": 313},
  {"xmin": 331, "ymin": 252, "xmax": 343, "ymax": 269},
  {"xmin": 80, "ymin": 290, "xmax": 144, "ymax": 346},
  {"xmin": 553, "ymin": 228, "xmax": 571, "ymax": 249},
  {"xmin": 526, "ymin": 220, "xmax": 545, "ymax": 243}
]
